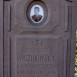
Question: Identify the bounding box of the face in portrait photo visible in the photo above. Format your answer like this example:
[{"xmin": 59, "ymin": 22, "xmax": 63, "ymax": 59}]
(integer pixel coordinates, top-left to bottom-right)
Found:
[{"xmin": 30, "ymin": 5, "xmax": 44, "ymax": 23}]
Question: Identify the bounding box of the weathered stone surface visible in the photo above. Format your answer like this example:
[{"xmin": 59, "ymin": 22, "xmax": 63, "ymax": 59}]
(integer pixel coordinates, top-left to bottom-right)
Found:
[{"xmin": 0, "ymin": 0, "xmax": 77, "ymax": 77}]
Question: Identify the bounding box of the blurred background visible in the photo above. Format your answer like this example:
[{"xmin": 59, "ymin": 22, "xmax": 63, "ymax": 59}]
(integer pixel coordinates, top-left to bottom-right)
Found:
[{"xmin": 75, "ymin": 28, "xmax": 77, "ymax": 77}]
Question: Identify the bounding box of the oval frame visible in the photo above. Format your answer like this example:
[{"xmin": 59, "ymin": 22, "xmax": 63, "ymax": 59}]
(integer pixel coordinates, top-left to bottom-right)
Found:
[{"xmin": 26, "ymin": 1, "xmax": 48, "ymax": 26}]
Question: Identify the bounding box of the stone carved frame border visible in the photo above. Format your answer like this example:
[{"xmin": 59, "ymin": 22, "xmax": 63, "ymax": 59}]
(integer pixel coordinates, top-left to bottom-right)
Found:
[{"xmin": 0, "ymin": 0, "xmax": 3, "ymax": 77}]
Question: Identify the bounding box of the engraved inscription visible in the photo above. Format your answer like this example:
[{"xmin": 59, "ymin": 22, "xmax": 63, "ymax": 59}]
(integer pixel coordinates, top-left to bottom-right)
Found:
[
  {"xmin": 15, "ymin": 36, "xmax": 59, "ymax": 77},
  {"xmin": 17, "ymin": 55, "xmax": 54, "ymax": 62}
]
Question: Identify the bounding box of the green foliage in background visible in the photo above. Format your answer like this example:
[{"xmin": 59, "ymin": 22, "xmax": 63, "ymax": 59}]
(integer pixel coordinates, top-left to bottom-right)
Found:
[{"xmin": 75, "ymin": 32, "xmax": 77, "ymax": 77}]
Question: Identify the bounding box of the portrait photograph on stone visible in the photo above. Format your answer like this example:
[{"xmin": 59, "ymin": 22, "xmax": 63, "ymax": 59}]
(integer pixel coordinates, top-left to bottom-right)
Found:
[
  {"xmin": 0, "ymin": 0, "xmax": 77, "ymax": 77},
  {"xmin": 30, "ymin": 5, "xmax": 44, "ymax": 23},
  {"xmin": 26, "ymin": 1, "xmax": 48, "ymax": 26}
]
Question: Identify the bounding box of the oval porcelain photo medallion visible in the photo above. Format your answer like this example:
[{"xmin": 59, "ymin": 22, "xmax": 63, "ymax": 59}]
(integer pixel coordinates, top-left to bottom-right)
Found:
[
  {"xmin": 30, "ymin": 5, "xmax": 44, "ymax": 23},
  {"xmin": 26, "ymin": 1, "xmax": 48, "ymax": 26}
]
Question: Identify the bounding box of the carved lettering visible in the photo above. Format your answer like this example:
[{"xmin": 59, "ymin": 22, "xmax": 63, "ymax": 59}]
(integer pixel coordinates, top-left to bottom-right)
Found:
[
  {"xmin": 15, "ymin": 37, "xmax": 58, "ymax": 77},
  {"xmin": 17, "ymin": 55, "xmax": 54, "ymax": 62}
]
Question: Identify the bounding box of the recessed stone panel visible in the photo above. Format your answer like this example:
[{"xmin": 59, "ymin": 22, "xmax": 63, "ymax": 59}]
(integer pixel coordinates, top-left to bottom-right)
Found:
[{"xmin": 13, "ymin": 35, "xmax": 63, "ymax": 77}]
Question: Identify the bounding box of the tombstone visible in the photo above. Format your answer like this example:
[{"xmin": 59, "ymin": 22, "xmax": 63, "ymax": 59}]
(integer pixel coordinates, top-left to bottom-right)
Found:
[{"xmin": 0, "ymin": 0, "xmax": 77, "ymax": 77}]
